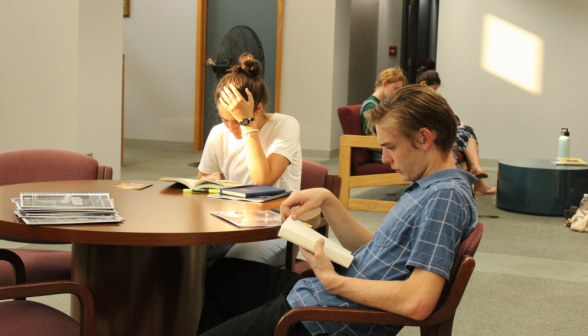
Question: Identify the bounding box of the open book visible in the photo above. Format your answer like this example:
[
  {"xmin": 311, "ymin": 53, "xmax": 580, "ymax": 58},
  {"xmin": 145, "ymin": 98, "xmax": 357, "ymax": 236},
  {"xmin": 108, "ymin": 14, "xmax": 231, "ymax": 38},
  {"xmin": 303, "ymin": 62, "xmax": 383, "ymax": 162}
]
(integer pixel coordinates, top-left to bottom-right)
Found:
[
  {"xmin": 278, "ymin": 217, "xmax": 354, "ymax": 268},
  {"xmin": 159, "ymin": 177, "xmax": 243, "ymax": 190}
]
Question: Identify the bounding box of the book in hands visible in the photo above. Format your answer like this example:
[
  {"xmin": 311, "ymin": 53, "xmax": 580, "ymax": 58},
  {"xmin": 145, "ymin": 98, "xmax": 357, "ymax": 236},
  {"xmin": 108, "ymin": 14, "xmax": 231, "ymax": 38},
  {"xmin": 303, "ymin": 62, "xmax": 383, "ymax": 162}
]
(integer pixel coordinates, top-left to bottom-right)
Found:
[
  {"xmin": 556, "ymin": 158, "xmax": 588, "ymax": 165},
  {"xmin": 159, "ymin": 177, "xmax": 244, "ymax": 190},
  {"xmin": 278, "ymin": 217, "xmax": 354, "ymax": 268},
  {"xmin": 220, "ymin": 185, "xmax": 286, "ymax": 198},
  {"xmin": 210, "ymin": 210, "xmax": 283, "ymax": 228}
]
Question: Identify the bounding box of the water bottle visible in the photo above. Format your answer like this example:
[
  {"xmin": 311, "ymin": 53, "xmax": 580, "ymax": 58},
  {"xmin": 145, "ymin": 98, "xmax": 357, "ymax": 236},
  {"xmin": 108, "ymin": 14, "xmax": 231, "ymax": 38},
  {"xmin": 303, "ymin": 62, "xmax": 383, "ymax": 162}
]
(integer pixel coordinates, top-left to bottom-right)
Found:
[
  {"xmin": 580, "ymin": 194, "xmax": 588, "ymax": 210},
  {"xmin": 558, "ymin": 128, "xmax": 570, "ymax": 158}
]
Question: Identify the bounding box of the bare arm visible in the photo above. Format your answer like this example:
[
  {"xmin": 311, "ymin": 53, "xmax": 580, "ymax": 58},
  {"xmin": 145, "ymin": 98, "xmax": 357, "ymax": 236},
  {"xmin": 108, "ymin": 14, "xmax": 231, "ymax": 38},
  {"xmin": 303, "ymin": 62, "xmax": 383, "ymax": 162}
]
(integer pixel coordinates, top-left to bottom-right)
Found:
[
  {"xmin": 300, "ymin": 240, "xmax": 446, "ymax": 320},
  {"xmin": 240, "ymin": 128, "xmax": 290, "ymax": 186},
  {"xmin": 281, "ymin": 189, "xmax": 373, "ymax": 252},
  {"xmin": 220, "ymin": 84, "xmax": 290, "ymax": 186}
]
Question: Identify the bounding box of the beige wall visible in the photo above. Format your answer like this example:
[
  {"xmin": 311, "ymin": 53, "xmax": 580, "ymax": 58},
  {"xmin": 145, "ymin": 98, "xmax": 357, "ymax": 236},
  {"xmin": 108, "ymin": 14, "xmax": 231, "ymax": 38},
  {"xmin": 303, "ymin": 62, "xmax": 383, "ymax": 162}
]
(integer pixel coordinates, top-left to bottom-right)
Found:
[
  {"xmin": 281, "ymin": 0, "xmax": 351, "ymax": 155},
  {"xmin": 122, "ymin": 0, "xmax": 197, "ymax": 143},
  {"xmin": 376, "ymin": 0, "xmax": 403, "ymax": 73},
  {"xmin": 0, "ymin": 0, "xmax": 122, "ymax": 178},
  {"xmin": 347, "ymin": 0, "xmax": 380, "ymax": 106},
  {"xmin": 437, "ymin": 0, "xmax": 588, "ymax": 160},
  {"xmin": 0, "ymin": 0, "xmax": 80, "ymax": 152}
]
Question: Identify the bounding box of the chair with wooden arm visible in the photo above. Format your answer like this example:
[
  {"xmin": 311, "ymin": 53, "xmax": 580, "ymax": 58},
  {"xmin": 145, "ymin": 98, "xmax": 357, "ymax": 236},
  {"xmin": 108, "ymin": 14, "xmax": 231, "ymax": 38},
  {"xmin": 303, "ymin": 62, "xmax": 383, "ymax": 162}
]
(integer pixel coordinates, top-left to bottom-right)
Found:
[
  {"xmin": 337, "ymin": 105, "xmax": 410, "ymax": 213},
  {"xmin": 275, "ymin": 222, "xmax": 484, "ymax": 336},
  {"xmin": 338, "ymin": 105, "xmax": 467, "ymax": 213},
  {"xmin": 0, "ymin": 149, "xmax": 113, "ymax": 286},
  {"xmin": 0, "ymin": 249, "xmax": 95, "ymax": 336},
  {"xmin": 283, "ymin": 160, "xmax": 342, "ymax": 273}
]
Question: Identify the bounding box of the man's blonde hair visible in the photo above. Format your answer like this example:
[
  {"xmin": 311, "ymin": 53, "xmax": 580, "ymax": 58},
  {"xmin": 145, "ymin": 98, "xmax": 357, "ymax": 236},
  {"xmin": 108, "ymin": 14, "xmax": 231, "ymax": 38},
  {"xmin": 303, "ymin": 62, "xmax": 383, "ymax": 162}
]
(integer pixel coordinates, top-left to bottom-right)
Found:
[{"xmin": 364, "ymin": 85, "xmax": 457, "ymax": 154}]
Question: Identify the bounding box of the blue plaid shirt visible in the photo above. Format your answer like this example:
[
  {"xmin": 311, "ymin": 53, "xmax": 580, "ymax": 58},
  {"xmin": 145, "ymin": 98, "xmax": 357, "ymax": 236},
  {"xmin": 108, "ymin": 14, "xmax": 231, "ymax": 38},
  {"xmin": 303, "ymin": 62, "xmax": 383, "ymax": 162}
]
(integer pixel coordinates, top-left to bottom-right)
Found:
[{"xmin": 287, "ymin": 169, "xmax": 478, "ymax": 336}]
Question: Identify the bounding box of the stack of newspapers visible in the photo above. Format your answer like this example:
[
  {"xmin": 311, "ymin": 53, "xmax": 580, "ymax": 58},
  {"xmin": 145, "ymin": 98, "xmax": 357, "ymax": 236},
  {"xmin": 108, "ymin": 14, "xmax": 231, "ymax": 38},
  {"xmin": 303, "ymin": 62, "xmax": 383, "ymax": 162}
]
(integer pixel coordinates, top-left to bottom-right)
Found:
[{"xmin": 12, "ymin": 192, "xmax": 124, "ymax": 225}]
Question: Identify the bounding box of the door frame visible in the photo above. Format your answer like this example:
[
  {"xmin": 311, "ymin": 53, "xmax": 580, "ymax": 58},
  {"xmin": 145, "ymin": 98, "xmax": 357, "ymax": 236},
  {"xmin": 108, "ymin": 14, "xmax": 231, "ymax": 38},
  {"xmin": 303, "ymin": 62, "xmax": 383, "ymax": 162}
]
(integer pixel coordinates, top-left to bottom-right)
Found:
[{"xmin": 194, "ymin": 0, "xmax": 284, "ymax": 150}]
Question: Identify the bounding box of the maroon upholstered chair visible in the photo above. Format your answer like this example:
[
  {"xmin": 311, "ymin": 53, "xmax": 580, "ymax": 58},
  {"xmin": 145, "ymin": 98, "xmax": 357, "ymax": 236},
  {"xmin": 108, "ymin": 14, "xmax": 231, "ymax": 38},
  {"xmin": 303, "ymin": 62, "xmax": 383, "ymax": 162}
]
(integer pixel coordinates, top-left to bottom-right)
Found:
[
  {"xmin": 337, "ymin": 105, "xmax": 409, "ymax": 212},
  {"xmin": 274, "ymin": 222, "xmax": 484, "ymax": 336},
  {"xmin": 0, "ymin": 149, "xmax": 113, "ymax": 286},
  {"xmin": 283, "ymin": 160, "xmax": 341, "ymax": 273},
  {"xmin": 337, "ymin": 105, "xmax": 466, "ymax": 213},
  {"xmin": 0, "ymin": 249, "xmax": 95, "ymax": 336}
]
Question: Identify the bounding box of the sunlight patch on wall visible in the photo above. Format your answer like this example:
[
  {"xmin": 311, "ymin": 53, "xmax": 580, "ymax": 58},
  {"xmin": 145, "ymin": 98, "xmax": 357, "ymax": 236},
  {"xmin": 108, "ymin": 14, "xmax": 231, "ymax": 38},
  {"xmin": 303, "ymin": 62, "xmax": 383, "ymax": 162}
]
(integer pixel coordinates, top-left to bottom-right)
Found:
[{"xmin": 481, "ymin": 14, "xmax": 544, "ymax": 95}]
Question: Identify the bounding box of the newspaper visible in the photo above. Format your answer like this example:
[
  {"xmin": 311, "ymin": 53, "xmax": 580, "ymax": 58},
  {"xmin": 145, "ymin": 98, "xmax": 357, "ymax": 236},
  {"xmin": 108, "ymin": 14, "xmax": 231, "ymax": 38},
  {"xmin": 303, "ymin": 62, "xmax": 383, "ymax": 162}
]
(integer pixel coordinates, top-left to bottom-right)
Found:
[
  {"xmin": 20, "ymin": 193, "xmax": 114, "ymax": 209},
  {"xmin": 21, "ymin": 215, "xmax": 124, "ymax": 226},
  {"xmin": 12, "ymin": 193, "xmax": 123, "ymax": 226}
]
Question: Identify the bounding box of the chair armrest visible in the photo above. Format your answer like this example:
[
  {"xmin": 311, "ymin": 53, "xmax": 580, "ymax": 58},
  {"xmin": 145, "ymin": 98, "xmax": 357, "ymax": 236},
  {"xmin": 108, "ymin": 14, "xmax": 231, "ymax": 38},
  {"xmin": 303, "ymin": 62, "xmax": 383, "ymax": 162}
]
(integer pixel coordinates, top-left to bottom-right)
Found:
[
  {"xmin": 0, "ymin": 280, "xmax": 95, "ymax": 336},
  {"xmin": 340, "ymin": 135, "xmax": 383, "ymax": 150},
  {"xmin": 0, "ymin": 249, "xmax": 26, "ymax": 285},
  {"xmin": 275, "ymin": 256, "xmax": 476, "ymax": 336}
]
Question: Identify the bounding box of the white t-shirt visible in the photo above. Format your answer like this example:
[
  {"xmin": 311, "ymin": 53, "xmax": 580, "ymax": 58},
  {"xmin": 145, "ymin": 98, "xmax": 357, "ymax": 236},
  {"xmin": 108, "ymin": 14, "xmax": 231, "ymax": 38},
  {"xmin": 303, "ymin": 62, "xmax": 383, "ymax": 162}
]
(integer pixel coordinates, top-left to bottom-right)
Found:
[{"xmin": 198, "ymin": 113, "xmax": 302, "ymax": 192}]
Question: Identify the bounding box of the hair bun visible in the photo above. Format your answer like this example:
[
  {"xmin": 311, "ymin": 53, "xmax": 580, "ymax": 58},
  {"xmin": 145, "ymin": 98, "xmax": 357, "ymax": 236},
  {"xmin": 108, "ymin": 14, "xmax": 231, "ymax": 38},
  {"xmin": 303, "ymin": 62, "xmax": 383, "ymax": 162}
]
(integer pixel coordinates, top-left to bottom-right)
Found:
[{"xmin": 238, "ymin": 53, "xmax": 262, "ymax": 77}]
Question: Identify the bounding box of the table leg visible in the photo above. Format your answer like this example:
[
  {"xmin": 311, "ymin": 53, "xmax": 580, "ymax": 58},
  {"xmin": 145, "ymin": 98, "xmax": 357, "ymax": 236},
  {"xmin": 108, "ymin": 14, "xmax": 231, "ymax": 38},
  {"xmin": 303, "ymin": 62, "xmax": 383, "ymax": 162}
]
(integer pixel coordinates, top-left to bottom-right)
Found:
[{"xmin": 71, "ymin": 243, "xmax": 206, "ymax": 336}]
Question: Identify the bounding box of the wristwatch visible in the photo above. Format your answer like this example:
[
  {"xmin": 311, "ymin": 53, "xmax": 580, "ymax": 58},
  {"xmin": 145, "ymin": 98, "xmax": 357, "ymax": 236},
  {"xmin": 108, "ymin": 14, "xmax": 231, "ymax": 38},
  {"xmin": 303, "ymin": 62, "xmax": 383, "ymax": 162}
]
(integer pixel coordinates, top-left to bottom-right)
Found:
[{"xmin": 238, "ymin": 117, "xmax": 255, "ymax": 126}]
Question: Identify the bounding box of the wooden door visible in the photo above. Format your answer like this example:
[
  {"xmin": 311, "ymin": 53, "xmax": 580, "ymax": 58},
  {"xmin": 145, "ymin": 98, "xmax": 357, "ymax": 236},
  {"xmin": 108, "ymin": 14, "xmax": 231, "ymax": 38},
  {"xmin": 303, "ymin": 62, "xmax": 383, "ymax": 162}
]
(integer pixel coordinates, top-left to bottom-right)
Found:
[{"xmin": 194, "ymin": 0, "xmax": 283, "ymax": 150}]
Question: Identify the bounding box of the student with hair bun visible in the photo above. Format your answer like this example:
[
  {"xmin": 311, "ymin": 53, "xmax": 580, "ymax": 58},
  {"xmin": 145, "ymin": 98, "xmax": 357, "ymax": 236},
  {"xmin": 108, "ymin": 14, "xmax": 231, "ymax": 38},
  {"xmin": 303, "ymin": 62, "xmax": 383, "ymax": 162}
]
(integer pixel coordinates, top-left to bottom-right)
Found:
[
  {"xmin": 198, "ymin": 53, "xmax": 302, "ymax": 266},
  {"xmin": 359, "ymin": 67, "xmax": 406, "ymax": 163},
  {"xmin": 417, "ymin": 70, "xmax": 496, "ymax": 195}
]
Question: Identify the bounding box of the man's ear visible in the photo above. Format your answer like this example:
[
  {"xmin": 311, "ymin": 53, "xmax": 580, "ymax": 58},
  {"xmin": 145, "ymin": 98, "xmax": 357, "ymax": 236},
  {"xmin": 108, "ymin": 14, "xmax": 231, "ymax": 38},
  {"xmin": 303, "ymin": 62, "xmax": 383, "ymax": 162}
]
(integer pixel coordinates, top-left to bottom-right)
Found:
[
  {"xmin": 419, "ymin": 81, "xmax": 427, "ymax": 86},
  {"xmin": 417, "ymin": 128, "xmax": 435, "ymax": 151}
]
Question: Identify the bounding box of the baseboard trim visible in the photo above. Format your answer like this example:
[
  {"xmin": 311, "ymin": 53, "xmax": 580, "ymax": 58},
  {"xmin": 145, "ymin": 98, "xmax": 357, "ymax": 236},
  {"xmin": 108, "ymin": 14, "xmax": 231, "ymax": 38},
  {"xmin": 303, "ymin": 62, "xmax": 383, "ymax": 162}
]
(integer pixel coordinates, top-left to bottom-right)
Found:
[
  {"xmin": 124, "ymin": 138, "xmax": 194, "ymax": 151},
  {"xmin": 302, "ymin": 149, "xmax": 339, "ymax": 159}
]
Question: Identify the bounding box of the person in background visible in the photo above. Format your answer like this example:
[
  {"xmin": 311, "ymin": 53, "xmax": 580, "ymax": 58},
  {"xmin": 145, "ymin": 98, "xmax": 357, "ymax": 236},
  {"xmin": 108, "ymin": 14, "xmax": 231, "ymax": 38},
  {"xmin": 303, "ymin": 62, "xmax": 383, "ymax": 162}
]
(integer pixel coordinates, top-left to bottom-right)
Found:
[
  {"xmin": 417, "ymin": 70, "xmax": 496, "ymax": 195},
  {"xmin": 416, "ymin": 58, "xmax": 436, "ymax": 80},
  {"xmin": 359, "ymin": 67, "xmax": 407, "ymax": 163},
  {"xmin": 197, "ymin": 85, "xmax": 478, "ymax": 336},
  {"xmin": 198, "ymin": 53, "xmax": 302, "ymax": 266}
]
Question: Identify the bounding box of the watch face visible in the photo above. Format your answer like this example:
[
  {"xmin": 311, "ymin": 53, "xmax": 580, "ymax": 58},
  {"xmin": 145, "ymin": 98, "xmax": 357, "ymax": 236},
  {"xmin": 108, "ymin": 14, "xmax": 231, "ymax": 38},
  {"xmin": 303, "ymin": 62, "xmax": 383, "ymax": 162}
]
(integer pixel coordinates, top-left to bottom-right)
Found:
[{"xmin": 240, "ymin": 117, "xmax": 254, "ymax": 126}]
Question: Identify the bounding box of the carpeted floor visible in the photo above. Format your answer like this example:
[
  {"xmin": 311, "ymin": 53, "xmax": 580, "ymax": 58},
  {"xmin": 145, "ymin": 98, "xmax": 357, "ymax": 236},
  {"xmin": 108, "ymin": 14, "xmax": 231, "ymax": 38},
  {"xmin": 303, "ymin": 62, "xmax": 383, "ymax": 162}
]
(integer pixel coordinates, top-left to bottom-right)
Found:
[{"xmin": 3, "ymin": 142, "xmax": 587, "ymax": 335}]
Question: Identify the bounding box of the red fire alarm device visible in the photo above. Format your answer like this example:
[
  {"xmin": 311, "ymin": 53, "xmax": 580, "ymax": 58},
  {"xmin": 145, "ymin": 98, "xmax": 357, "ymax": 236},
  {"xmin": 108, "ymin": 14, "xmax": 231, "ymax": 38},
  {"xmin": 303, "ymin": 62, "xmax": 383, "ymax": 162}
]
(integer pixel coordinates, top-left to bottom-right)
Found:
[{"xmin": 389, "ymin": 46, "xmax": 397, "ymax": 57}]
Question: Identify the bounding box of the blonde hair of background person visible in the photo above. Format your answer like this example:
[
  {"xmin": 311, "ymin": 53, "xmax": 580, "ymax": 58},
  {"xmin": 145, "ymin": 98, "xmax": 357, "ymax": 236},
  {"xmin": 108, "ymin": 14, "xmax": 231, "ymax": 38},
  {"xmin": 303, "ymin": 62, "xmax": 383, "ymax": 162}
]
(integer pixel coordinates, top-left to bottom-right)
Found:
[
  {"xmin": 197, "ymin": 53, "xmax": 302, "ymax": 266},
  {"xmin": 359, "ymin": 66, "xmax": 407, "ymax": 163}
]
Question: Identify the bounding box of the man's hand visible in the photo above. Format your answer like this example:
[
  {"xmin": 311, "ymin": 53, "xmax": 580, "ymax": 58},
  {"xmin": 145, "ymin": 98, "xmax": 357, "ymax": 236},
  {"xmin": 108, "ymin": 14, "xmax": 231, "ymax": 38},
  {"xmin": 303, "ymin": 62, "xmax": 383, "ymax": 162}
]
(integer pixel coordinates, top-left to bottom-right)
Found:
[
  {"xmin": 280, "ymin": 188, "xmax": 333, "ymax": 222},
  {"xmin": 218, "ymin": 84, "xmax": 255, "ymax": 121},
  {"xmin": 299, "ymin": 239, "xmax": 341, "ymax": 292}
]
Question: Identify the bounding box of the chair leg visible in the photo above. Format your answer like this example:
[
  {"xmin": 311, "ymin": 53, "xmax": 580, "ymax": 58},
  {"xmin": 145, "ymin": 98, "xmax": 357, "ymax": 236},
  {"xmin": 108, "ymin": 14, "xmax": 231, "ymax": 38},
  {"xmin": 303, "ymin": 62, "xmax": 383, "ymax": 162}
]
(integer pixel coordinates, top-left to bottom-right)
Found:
[{"xmin": 437, "ymin": 316, "xmax": 454, "ymax": 336}]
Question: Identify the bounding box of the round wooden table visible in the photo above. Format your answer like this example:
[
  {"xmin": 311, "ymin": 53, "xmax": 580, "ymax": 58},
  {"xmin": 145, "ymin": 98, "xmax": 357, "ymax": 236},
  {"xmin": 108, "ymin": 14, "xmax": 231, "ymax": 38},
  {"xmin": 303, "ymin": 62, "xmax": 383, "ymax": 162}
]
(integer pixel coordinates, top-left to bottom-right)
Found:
[{"xmin": 0, "ymin": 180, "xmax": 319, "ymax": 336}]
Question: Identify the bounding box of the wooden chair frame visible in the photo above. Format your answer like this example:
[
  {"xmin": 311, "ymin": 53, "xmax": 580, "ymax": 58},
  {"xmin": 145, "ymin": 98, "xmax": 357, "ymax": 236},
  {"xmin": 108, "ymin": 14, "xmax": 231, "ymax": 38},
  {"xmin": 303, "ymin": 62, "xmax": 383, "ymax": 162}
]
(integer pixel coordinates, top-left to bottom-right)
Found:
[
  {"xmin": 0, "ymin": 249, "xmax": 95, "ymax": 335},
  {"xmin": 339, "ymin": 135, "xmax": 410, "ymax": 213},
  {"xmin": 97, "ymin": 165, "xmax": 113, "ymax": 180},
  {"xmin": 275, "ymin": 255, "xmax": 476, "ymax": 336}
]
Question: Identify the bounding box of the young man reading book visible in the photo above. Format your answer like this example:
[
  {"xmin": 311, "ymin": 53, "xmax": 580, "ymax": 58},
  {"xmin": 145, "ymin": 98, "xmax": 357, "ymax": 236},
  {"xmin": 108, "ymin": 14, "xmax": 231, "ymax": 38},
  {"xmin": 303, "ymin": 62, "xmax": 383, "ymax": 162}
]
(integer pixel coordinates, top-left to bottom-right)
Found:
[{"xmin": 197, "ymin": 85, "xmax": 478, "ymax": 336}]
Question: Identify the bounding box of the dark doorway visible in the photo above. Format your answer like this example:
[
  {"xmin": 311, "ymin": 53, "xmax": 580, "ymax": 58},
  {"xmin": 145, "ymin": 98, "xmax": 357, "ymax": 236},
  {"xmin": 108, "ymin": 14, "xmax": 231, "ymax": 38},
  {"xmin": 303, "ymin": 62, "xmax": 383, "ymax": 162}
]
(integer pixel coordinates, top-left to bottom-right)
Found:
[{"xmin": 401, "ymin": 0, "xmax": 439, "ymax": 83}]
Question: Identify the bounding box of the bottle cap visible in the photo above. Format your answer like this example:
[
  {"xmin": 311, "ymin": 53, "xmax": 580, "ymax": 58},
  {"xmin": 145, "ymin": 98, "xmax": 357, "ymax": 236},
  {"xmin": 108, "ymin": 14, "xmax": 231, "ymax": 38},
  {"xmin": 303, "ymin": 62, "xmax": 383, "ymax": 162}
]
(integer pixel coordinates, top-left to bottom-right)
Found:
[{"xmin": 561, "ymin": 128, "xmax": 570, "ymax": 136}]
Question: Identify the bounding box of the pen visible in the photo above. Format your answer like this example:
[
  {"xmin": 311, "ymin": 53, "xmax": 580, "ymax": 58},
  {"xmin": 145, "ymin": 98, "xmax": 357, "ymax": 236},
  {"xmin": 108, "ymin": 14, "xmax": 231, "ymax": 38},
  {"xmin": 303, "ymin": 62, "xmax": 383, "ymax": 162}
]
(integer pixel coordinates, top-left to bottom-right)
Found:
[
  {"xmin": 183, "ymin": 188, "xmax": 221, "ymax": 194},
  {"xmin": 270, "ymin": 208, "xmax": 313, "ymax": 229}
]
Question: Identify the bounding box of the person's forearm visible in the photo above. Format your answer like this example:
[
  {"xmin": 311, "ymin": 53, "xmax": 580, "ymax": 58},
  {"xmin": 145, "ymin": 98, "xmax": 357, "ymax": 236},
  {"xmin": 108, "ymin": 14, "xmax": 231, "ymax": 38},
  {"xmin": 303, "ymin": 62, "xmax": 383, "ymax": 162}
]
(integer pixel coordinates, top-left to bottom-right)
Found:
[
  {"xmin": 321, "ymin": 195, "xmax": 373, "ymax": 252},
  {"xmin": 242, "ymin": 128, "xmax": 278, "ymax": 186},
  {"xmin": 323, "ymin": 271, "xmax": 443, "ymax": 320}
]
